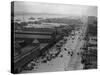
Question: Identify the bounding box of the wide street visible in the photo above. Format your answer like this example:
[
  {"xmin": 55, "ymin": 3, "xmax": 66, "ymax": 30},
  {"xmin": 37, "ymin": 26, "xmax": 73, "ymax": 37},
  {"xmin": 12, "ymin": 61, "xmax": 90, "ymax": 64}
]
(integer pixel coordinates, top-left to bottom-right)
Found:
[{"xmin": 22, "ymin": 24, "xmax": 87, "ymax": 73}]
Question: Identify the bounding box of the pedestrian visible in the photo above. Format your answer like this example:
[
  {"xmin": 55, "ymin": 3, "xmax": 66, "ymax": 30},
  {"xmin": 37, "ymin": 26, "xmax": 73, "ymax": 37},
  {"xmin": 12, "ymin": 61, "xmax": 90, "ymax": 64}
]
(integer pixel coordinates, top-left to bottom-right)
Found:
[
  {"xmin": 77, "ymin": 52, "xmax": 80, "ymax": 56},
  {"xmin": 70, "ymin": 51, "xmax": 74, "ymax": 56}
]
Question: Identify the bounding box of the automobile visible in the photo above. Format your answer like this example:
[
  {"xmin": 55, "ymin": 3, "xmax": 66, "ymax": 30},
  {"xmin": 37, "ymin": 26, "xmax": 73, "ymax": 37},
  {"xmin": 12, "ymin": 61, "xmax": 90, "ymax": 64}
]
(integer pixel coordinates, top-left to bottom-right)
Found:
[
  {"xmin": 59, "ymin": 41, "xmax": 64, "ymax": 44},
  {"xmin": 64, "ymin": 39, "xmax": 67, "ymax": 41},
  {"xmin": 56, "ymin": 44, "xmax": 62, "ymax": 48}
]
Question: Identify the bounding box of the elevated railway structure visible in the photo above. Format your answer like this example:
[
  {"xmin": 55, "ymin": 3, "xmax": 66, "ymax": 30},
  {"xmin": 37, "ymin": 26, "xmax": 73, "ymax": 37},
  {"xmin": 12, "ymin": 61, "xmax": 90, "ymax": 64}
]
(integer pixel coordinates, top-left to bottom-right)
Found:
[{"xmin": 13, "ymin": 30, "xmax": 63, "ymax": 73}]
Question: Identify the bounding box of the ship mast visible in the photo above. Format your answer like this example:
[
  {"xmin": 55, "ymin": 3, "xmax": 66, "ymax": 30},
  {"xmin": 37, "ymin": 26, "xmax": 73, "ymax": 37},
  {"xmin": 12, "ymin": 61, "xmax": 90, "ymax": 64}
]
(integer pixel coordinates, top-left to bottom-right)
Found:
[{"xmin": 23, "ymin": 11, "xmax": 25, "ymax": 22}]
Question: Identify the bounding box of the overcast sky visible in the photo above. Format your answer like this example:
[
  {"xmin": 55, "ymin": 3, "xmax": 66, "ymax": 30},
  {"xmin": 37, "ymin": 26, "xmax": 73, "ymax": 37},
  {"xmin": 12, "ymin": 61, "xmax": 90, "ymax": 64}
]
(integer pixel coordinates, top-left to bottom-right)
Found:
[{"xmin": 14, "ymin": 1, "xmax": 97, "ymax": 16}]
